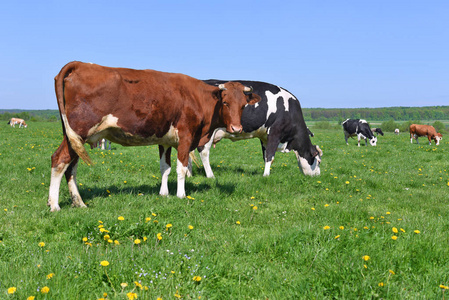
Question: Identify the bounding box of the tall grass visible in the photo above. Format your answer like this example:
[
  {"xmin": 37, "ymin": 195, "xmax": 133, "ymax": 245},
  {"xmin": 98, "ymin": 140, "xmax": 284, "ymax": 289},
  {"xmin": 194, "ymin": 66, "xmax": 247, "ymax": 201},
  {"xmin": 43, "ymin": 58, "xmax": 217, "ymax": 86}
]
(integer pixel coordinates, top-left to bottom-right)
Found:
[{"xmin": 1, "ymin": 122, "xmax": 448, "ymax": 299}]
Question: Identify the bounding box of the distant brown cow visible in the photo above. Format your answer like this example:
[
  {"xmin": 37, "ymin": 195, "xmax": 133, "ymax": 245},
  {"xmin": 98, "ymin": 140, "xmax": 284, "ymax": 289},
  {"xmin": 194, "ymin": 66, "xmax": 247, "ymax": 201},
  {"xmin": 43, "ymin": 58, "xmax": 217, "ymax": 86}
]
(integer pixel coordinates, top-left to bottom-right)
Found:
[
  {"xmin": 48, "ymin": 61, "xmax": 260, "ymax": 211},
  {"xmin": 409, "ymin": 124, "xmax": 442, "ymax": 145},
  {"xmin": 8, "ymin": 118, "xmax": 27, "ymax": 128}
]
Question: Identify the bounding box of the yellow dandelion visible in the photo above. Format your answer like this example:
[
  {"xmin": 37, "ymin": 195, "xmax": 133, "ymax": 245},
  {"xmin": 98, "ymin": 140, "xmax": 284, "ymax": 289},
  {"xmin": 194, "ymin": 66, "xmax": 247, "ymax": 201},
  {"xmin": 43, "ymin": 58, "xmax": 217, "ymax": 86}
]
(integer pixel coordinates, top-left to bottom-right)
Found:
[
  {"xmin": 100, "ymin": 260, "xmax": 110, "ymax": 267},
  {"xmin": 46, "ymin": 273, "xmax": 55, "ymax": 279},
  {"xmin": 386, "ymin": 211, "xmax": 391, "ymax": 215},
  {"xmin": 145, "ymin": 217, "xmax": 151, "ymax": 222},
  {"xmin": 41, "ymin": 286, "xmax": 50, "ymax": 294},
  {"xmin": 107, "ymin": 239, "xmax": 113, "ymax": 243},
  {"xmin": 114, "ymin": 240, "xmax": 120, "ymax": 245},
  {"xmin": 126, "ymin": 292, "xmax": 138, "ymax": 300},
  {"xmin": 369, "ymin": 216, "xmax": 375, "ymax": 220},
  {"xmin": 166, "ymin": 223, "xmax": 173, "ymax": 229},
  {"xmin": 389, "ymin": 270, "xmax": 395, "ymax": 275},
  {"xmin": 152, "ymin": 213, "xmax": 157, "ymax": 217},
  {"xmin": 118, "ymin": 216, "xmax": 125, "ymax": 221},
  {"xmin": 392, "ymin": 227, "xmax": 398, "ymax": 233},
  {"xmin": 391, "ymin": 236, "xmax": 398, "ymax": 240},
  {"xmin": 27, "ymin": 296, "xmax": 35, "ymax": 300},
  {"xmin": 143, "ymin": 237, "xmax": 148, "ymax": 242},
  {"xmin": 311, "ymin": 207, "xmax": 315, "ymax": 210},
  {"xmin": 121, "ymin": 282, "xmax": 128, "ymax": 288},
  {"xmin": 82, "ymin": 237, "xmax": 88, "ymax": 242},
  {"xmin": 7, "ymin": 287, "xmax": 17, "ymax": 294},
  {"xmin": 362, "ymin": 255, "xmax": 370, "ymax": 261},
  {"xmin": 236, "ymin": 221, "xmax": 241, "ymax": 225},
  {"xmin": 193, "ymin": 276, "xmax": 202, "ymax": 282},
  {"xmin": 38, "ymin": 242, "xmax": 45, "ymax": 247},
  {"xmin": 334, "ymin": 235, "xmax": 340, "ymax": 239},
  {"xmin": 414, "ymin": 230, "xmax": 421, "ymax": 234},
  {"xmin": 134, "ymin": 281, "xmax": 143, "ymax": 289},
  {"xmin": 157, "ymin": 233, "xmax": 162, "ymax": 240},
  {"xmin": 187, "ymin": 195, "xmax": 195, "ymax": 200},
  {"xmin": 440, "ymin": 285, "xmax": 449, "ymax": 289},
  {"xmin": 345, "ymin": 181, "xmax": 349, "ymax": 184},
  {"xmin": 134, "ymin": 239, "xmax": 141, "ymax": 245},
  {"xmin": 188, "ymin": 225, "xmax": 194, "ymax": 230},
  {"xmin": 378, "ymin": 282, "xmax": 384, "ymax": 287},
  {"xmin": 364, "ymin": 264, "xmax": 367, "ymax": 269},
  {"xmin": 253, "ymin": 206, "xmax": 258, "ymax": 210},
  {"xmin": 339, "ymin": 226, "xmax": 344, "ymax": 230},
  {"xmin": 323, "ymin": 226, "xmax": 330, "ymax": 230},
  {"xmin": 104, "ymin": 234, "xmax": 110, "ymax": 240},
  {"xmin": 400, "ymin": 228, "xmax": 405, "ymax": 233}
]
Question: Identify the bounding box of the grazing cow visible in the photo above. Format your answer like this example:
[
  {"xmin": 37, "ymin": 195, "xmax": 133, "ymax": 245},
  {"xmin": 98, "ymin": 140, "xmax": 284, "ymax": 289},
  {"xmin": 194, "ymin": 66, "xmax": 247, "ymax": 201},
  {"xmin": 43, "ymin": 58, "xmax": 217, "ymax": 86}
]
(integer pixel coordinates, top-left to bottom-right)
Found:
[
  {"xmin": 395, "ymin": 128, "xmax": 400, "ymax": 135},
  {"xmin": 48, "ymin": 61, "xmax": 260, "ymax": 211},
  {"xmin": 372, "ymin": 128, "xmax": 384, "ymax": 136},
  {"xmin": 409, "ymin": 124, "xmax": 442, "ymax": 145},
  {"xmin": 342, "ymin": 119, "xmax": 377, "ymax": 147},
  {"xmin": 191, "ymin": 80, "xmax": 322, "ymax": 178},
  {"xmin": 8, "ymin": 118, "xmax": 27, "ymax": 128}
]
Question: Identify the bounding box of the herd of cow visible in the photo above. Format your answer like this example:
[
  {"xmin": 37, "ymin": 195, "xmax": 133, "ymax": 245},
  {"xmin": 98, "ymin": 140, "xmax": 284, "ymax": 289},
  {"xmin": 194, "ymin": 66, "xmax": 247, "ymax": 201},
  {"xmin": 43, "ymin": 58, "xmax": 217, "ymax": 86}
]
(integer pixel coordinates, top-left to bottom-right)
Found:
[{"xmin": 6, "ymin": 61, "xmax": 443, "ymax": 211}]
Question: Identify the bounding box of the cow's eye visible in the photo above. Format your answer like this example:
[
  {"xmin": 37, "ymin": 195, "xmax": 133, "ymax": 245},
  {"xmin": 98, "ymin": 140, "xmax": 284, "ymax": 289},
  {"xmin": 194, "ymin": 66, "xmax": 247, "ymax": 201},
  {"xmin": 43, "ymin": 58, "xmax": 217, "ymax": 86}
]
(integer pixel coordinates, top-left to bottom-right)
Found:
[{"xmin": 223, "ymin": 101, "xmax": 229, "ymax": 107}]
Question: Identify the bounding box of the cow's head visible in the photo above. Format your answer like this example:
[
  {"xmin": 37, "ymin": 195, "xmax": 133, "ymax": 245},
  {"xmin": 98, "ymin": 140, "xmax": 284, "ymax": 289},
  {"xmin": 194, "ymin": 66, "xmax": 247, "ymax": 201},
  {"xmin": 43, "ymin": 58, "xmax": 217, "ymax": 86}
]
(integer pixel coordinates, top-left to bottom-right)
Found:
[
  {"xmin": 295, "ymin": 145, "xmax": 322, "ymax": 176},
  {"xmin": 369, "ymin": 136, "xmax": 377, "ymax": 146},
  {"xmin": 434, "ymin": 133, "xmax": 443, "ymax": 145},
  {"xmin": 215, "ymin": 82, "xmax": 261, "ymax": 133}
]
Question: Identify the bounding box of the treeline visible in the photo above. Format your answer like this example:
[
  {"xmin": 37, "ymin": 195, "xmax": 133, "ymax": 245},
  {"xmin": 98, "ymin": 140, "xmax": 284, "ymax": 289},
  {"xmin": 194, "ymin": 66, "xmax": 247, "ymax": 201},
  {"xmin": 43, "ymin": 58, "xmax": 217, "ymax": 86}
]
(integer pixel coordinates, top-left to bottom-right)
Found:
[
  {"xmin": 0, "ymin": 109, "xmax": 60, "ymax": 122},
  {"xmin": 302, "ymin": 106, "xmax": 449, "ymax": 122}
]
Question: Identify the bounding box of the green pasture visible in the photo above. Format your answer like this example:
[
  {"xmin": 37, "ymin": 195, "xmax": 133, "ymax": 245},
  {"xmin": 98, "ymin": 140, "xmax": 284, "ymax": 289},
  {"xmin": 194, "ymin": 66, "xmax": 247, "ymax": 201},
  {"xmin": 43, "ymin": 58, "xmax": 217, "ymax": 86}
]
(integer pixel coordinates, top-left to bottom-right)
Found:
[{"xmin": 1, "ymin": 122, "xmax": 448, "ymax": 299}]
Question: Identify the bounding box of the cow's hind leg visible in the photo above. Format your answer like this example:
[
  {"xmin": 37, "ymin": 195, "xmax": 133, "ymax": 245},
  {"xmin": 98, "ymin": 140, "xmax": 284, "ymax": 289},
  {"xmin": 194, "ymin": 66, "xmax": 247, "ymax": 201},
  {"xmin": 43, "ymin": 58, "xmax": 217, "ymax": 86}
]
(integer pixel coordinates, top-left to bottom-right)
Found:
[
  {"xmin": 48, "ymin": 138, "xmax": 78, "ymax": 212},
  {"xmin": 65, "ymin": 157, "xmax": 86, "ymax": 208},
  {"xmin": 159, "ymin": 145, "xmax": 172, "ymax": 196}
]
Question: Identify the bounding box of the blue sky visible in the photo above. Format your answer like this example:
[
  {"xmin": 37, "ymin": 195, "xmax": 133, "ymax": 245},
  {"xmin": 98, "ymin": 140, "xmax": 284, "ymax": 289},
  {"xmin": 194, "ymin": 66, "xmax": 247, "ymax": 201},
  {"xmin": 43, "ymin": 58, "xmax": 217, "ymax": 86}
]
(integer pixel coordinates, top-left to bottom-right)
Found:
[{"xmin": 1, "ymin": 1, "xmax": 448, "ymax": 109}]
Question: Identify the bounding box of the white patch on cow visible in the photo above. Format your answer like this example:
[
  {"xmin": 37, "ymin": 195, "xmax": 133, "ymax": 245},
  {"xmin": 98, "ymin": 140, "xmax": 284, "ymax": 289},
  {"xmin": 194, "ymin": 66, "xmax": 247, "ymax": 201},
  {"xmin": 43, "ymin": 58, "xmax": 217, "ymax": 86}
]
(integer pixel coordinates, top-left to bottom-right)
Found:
[
  {"xmin": 86, "ymin": 114, "xmax": 180, "ymax": 147},
  {"xmin": 359, "ymin": 119, "xmax": 368, "ymax": 124},
  {"xmin": 265, "ymin": 88, "xmax": 296, "ymax": 120},
  {"xmin": 369, "ymin": 137, "xmax": 377, "ymax": 146},
  {"xmin": 295, "ymin": 151, "xmax": 321, "ymax": 177}
]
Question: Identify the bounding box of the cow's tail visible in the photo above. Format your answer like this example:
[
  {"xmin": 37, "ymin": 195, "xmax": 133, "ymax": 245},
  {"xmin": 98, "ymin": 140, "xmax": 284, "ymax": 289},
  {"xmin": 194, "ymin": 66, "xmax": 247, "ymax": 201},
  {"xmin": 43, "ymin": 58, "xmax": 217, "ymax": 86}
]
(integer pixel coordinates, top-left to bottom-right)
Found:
[
  {"xmin": 55, "ymin": 61, "xmax": 93, "ymax": 165},
  {"xmin": 189, "ymin": 151, "xmax": 200, "ymax": 168}
]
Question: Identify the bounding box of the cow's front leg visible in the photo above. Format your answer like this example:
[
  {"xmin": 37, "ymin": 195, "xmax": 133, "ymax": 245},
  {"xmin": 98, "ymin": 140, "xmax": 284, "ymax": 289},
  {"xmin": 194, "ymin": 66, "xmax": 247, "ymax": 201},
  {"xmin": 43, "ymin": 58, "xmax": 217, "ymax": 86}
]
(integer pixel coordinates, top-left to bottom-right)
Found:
[
  {"xmin": 159, "ymin": 145, "xmax": 172, "ymax": 196},
  {"xmin": 263, "ymin": 136, "xmax": 279, "ymax": 177},
  {"xmin": 198, "ymin": 137, "xmax": 215, "ymax": 178},
  {"xmin": 64, "ymin": 157, "xmax": 86, "ymax": 208}
]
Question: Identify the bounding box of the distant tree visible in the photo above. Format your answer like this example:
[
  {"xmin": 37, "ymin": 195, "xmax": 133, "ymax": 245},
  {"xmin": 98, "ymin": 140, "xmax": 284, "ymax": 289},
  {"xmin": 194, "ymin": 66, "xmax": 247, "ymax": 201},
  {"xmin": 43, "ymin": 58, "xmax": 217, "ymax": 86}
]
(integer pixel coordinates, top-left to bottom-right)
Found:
[
  {"xmin": 380, "ymin": 119, "xmax": 399, "ymax": 132},
  {"xmin": 433, "ymin": 121, "xmax": 446, "ymax": 133}
]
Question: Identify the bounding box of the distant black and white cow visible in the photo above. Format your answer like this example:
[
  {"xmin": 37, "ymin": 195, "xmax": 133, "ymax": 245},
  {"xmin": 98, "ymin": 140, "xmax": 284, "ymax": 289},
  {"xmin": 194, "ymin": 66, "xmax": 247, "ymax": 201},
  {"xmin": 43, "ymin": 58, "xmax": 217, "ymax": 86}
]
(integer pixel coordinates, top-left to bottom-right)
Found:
[
  {"xmin": 342, "ymin": 119, "xmax": 377, "ymax": 147},
  {"xmin": 372, "ymin": 128, "xmax": 384, "ymax": 136},
  {"xmin": 194, "ymin": 80, "xmax": 322, "ymax": 178}
]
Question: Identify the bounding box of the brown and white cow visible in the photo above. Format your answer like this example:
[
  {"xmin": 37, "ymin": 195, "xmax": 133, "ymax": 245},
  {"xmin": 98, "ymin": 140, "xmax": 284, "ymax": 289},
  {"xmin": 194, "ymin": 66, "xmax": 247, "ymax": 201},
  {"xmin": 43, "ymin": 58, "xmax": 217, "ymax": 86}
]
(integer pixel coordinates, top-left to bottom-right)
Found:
[
  {"xmin": 410, "ymin": 124, "xmax": 443, "ymax": 145},
  {"xmin": 8, "ymin": 118, "xmax": 27, "ymax": 128},
  {"xmin": 48, "ymin": 61, "xmax": 260, "ymax": 211}
]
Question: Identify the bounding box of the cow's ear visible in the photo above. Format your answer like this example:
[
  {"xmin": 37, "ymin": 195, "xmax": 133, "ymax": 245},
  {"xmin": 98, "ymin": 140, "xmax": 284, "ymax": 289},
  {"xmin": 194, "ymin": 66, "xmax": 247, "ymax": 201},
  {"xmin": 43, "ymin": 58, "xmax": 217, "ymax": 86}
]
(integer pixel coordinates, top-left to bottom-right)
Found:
[
  {"xmin": 212, "ymin": 88, "xmax": 222, "ymax": 101},
  {"xmin": 247, "ymin": 93, "xmax": 261, "ymax": 105}
]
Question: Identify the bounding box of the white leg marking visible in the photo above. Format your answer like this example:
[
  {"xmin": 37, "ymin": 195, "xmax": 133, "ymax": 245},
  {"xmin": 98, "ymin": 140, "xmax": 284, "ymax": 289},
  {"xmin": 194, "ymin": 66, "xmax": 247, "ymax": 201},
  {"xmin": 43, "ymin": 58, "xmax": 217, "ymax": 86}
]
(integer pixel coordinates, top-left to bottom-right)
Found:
[
  {"xmin": 48, "ymin": 164, "xmax": 70, "ymax": 212},
  {"xmin": 200, "ymin": 148, "xmax": 214, "ymax": 178},
  {"xmin": 263, "ymin": 159, "xmax": 273, "ymax": 177},
  {"xmin": 176, "ymin": 159, "xmax": 187, "ymax": 198}
]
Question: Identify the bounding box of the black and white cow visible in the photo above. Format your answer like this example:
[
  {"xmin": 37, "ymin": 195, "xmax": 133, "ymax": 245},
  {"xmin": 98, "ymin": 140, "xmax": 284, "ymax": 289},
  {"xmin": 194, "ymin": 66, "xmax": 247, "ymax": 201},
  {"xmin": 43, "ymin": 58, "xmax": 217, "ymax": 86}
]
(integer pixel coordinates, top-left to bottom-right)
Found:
[
  {"xmin": 372, "ymin": 128, "xmax": 384, "ymax": 136},
  {"xmin": 342, "ymin": 119, "xmax": 377, "ymax": 146},
  {"xmin": 193, "ymin": 80, "xmax": 322, "ymax": 178}
]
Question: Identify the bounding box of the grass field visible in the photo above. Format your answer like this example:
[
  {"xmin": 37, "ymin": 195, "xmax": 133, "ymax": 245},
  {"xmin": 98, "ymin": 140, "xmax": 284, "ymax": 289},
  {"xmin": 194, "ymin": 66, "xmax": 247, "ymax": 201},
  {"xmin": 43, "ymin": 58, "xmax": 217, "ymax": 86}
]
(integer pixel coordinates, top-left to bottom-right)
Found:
[{"xmin": 1, "ymin": 121, "xmax": 449, "ymax": 299}]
